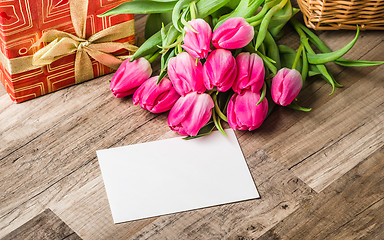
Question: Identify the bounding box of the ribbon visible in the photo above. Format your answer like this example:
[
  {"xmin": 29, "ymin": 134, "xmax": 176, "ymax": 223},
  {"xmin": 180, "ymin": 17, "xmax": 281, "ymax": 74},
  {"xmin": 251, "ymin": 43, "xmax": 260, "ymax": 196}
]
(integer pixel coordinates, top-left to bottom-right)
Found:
[{"xmin": 29, "ymin": 0, "xmax": 137, "ymax": 83}]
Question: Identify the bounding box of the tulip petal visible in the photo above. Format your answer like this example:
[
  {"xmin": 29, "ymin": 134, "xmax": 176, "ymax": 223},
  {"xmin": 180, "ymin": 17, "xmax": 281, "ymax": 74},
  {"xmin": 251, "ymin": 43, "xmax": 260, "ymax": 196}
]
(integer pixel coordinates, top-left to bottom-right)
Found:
[
  {"xmin": 133, "ymin": 76, "xmax": 180, "ymax": 113},
  {"xmin": 203, "ymin": 49, "xmax": 237, "ymax": 92},
  {"xmin": 110, "ymin": 58, "xmax": 152, "ymax": 98},
  {"xmin": 271, "ymin": 68, "xmax": 302, "ymax": 106},
  {"xmin": 168, "ymin": 92, "xmax": 214, "ymax": 136},
  {"xmin": 168, "ymin": 52, "xmax": 205, "ymax": 96},
  {"xmin": 227, "ymin": 90, "xmax": 268, "ymax": 131},
  {"xmin": 212, "ymin": 17, "xmax": 254, "ymax": 49},
  {"xmin": 182, "ymin": 19, "xmax": 212, "ymax": 59}
]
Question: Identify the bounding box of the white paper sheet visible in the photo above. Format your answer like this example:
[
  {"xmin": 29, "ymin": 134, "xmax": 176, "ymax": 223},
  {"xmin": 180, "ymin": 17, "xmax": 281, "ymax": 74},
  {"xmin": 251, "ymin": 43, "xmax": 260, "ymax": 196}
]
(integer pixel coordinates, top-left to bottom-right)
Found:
[{"xmin": 97, "ymin": 129, "xmax": 259, "ymax": 223}]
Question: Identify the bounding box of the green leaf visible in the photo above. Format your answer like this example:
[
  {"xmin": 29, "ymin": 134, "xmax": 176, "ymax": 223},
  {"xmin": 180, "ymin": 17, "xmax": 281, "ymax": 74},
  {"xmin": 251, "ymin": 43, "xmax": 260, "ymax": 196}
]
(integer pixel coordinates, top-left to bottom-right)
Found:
[
  {"xmin": 183, "ymin": 122, "xmax": 216, "ymax": 140},
  {"xmin": 258, "ymin": 50, "xmax": 277, "ymax": 75},
  {"xmin": 299, "ymin": 22, "xmax": 384, "ymax": 67},
  {"xmin": 307, "ymin": 27, "xmax": 360, "ymax": 64},
  {"xmin": 287, "ymin": 102, "xmax": 312, "ymax": 112},
  {"xmin": 158, "ymin": 48, "xmax": 176, "ymax": 83},
  {"xmin": 99, "ymin": 1, "xmax": 177, "ymax": 16},
  {"xmin": 145, "ymin": 14, "xmax": 163, "ymax": 40},
  {"xmin": 215, "ymin": 0, "xmax": 250, "ymax": 28},
  {"xmin": 308, "ymin": 64, "xmax": 322, "ymax": 77},
  {"xmin": 225, "ymin": 0, "xmax": 241, "ymax": 9},
  {"xmin": 298, "ymin": 21, "xmax": 331, "ymax": 53},
  {"xmin": 308, "ymin": 70, "xmax": 321, "ymax": 77},
  {"xmin": 255, "ymin": 0, "xmax": 289, "ymax": 50},
  {"xmin": 278, "ymin": 44, "xmax": 296, "ymax": 54},
  {"xmin": 163, "ymin": 26, "xmax": 180, "ymax": 47},
  {"xmin": 268, "ymin": 0, "xmax": 293, "ymax": 38},
  {"xmin": 145, "ymin": 12, "xmax": 173, "ymax": 39},
  {"xmin": 335, "ymin": 58, "xmax": 384, "ymax": 67},
  {"xmin": 264, "ymin": 31, "xmax": 281, "ymax": 69},
  {"xmin": 196, "ymin": 0, "xmax": 232, "ymax": 18},
  {"xmin": 172, "ymin": 0, "xmax": 195, "ymax": 32},
  {"xmin": 301, "ymin": 37, "xmax": 341, "ymax": 94},
  {"xmin": 161, "ymin": 11, "xmax": 173, "ymax": 24},
  {"xmin": 132, "ymin": 23, "xmax": 172, "ymax": 61},
  {"xmin": 279, "ymin": 45, "xmax": 302, "ymax": 72},
  {"xmin": 246, "ymin": 0, "xmax": 280, "ymax": 23}
]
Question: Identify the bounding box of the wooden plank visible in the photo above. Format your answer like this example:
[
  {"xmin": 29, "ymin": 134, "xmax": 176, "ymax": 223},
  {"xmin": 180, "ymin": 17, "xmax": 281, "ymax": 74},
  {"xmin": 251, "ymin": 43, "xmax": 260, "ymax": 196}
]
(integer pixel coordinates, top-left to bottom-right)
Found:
[
  {"xmin": 326, "ymin": 198, "xmax": 384, "ymax": 240},
  {"xmin": 0, "ymin": 77, "xmax": 158, "ymax": 226},
  {"xmin": 257, "ymin": 146, "xmax": 384, "ymax": 240},
  {"xmin": 0, "ymin": 75, "xmax": 175, "ymax": 238},
  {"xmin": 128, "ymin": 149, "xmax": 316, "ymax": 240},
  {"xmin": 2, "ymin": 209, "xmax": 81, "ymax": 240},
  {"xmin": 263, "ymin": 40, "xmax": 384, "ymax": 192},
  {"xmin": 0, "ymin": 15, "xmax": 150, "ymax": 238},
  {"xmin": 0, "ymin": 10, "xmax": 383, "ymax": 240}
]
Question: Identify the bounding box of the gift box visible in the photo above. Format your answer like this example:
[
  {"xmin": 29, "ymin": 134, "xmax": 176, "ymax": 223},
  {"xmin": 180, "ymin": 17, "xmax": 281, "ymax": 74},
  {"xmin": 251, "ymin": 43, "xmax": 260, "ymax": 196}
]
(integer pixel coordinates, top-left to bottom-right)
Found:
[{"xmin": 0, "ymin": 0, "xmax": 135, "ymax": 103}]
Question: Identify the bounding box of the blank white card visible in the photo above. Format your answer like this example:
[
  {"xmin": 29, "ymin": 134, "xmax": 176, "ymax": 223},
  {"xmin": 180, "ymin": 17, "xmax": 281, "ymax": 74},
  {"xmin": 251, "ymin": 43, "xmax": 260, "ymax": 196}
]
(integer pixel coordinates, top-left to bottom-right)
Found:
[{"xmin": 97, "ymin": 129, "xmax": 259, "ymax": 223}]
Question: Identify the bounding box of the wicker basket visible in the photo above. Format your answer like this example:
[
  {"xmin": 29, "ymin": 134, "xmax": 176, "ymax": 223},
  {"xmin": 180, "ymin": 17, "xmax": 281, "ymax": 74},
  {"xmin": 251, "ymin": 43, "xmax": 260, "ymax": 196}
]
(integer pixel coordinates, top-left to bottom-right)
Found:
[{"xmin": 297, "ymin": 0, "xmax": 384, "ymax": 30}]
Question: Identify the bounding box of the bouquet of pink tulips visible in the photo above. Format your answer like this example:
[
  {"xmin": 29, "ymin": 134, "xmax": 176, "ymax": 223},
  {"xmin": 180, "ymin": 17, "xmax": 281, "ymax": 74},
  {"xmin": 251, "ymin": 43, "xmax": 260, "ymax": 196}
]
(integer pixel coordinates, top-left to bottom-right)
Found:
[{"xmin": 101, "ymin": 0, "xmax": 384, "ymax": 138}]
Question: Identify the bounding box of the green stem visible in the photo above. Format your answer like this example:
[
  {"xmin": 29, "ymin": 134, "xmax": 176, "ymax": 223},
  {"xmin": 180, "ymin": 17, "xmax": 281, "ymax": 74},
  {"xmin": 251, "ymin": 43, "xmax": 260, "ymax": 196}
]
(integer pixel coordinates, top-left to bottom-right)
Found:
[
  {"xmin": 255, "ymin": 0, "xmax": 288, "ymax": 50},
  {"xmin": 216, "ymin": 0, "xmax": 264, "ymax": 29},
  {"xmin": 290, "ymin": 18, "xmax": 339, "ymax": 94},
  {"xmin": 212, "ymin": 93, "xmax": 228, "ymax": 122},
  {"xmin": 246, "ymin": 0, "xmax": 281, "ymax": 23},
  {"xmin": 190, "ymin": 1, "xmax": 197, "ymax": 19},
  {"xmin": 177, "ymin": 44, "xmax": 183, "ymax": 54},
  {"xmin": 158, "ymin": 32, "xmax": 185, "ymax": 52},
  {"xmin": 301, "ymin": 48, "xmax": 308, "ymax": 83},
  {"xmin": 250, "ymin": 19, "xmax": 262, "ymax": 27},
  {"xmin": 147, "ymin": 51, "xmax": 160, "ymax": 63},
  {"xmin": 292, "ymin": 44, "xmax": 303, "ymax": 70},
  {"xmin": 257, "ymin": 50, "xmax": 277, "ymax": 75},
  {"xmin": 212, "ymin": 109, "xmax": 227, "ymax": 136},
  {"xmin": 257, "ymin": 82, "xmax": 267, "ymax": 105}
]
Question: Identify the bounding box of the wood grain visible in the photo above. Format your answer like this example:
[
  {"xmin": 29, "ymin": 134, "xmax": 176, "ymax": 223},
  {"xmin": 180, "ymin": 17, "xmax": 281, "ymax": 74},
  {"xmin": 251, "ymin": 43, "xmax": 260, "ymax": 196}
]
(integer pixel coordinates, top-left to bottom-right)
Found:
[
  {"xmin": 0, "ymin": 8, "xmax": 383, "ymax": 240},
  {"xmin": 2, "ymin": 209, "xmax": 81, "ymax": 240},
  {"xmin": 129, "ymin": 149, "xmax": 316, "ymax": 240},
  {"xmin": 257, "ymin": 147, "xmax": 384, "ymax": 240}
]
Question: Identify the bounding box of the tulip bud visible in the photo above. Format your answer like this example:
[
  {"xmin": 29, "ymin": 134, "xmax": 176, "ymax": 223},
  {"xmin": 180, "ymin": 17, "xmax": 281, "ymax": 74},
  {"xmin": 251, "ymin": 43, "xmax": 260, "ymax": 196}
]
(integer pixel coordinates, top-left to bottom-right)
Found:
[
  {"xmin": 271, "ymin": 68, "xmax": 303, "ymax": 106},
  {"xmin": 203, "ymin": 49, "xmax": 237, "ymax": 92},
  {"xmin": 133, "ymin": 76, "xmax": 180, "ymax": 113},
  {"xmin": 182, "ymin": 19, "xmax": 212, "ymax": 59},
  {"xmin": 110, "ymin": 58, "xmax": 152, "ymax": 98},
  {"xmin": 212, "ymin": 17, "xmax": 254, "ymax": 49},
  {"xmin": 227, "ymin": 90, "xmax": 268, "ymax": 131},
  {"xmin": 168, "ymin": 92, "xmax": 214, "ymax": 136},
  {"xmin": 168, "ymin": 52, "xmax": 206, "ymax": 96},
  {"xmin": 233, "ymin": 52, "xmax": 265, "ymax": 94}
]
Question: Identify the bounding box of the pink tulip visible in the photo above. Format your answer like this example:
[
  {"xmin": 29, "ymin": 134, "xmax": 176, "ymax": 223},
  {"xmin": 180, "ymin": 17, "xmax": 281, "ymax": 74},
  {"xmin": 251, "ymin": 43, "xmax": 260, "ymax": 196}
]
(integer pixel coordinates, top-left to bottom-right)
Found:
[
  {"xmin": 233, "ymin": 52, "xmax": 265, "ymax": 94},
  {"xmin": 182, "ymin": 19, "xmax": 212, "ymax": 59},
  {"xmin": 110, "ymin": 58, "xmax": 152, "ymax": 98},
  {"xmin": 227, "ymin": 90, "xmax": 268, "ymax": 131},
  {"xmin": 168, "ymin": 52, "xmax": 206, "ymax": 96},
  {"xmin": 133, "ymin": 76, "xmax": 180, "ymax": 113},
  {"xmin": 168, "ymin": 92, "xmax": 214, "ymax": 136},
  {"xmin": 203, "ymin": 49, "xmax": 237, "ymax": 92},
  {"xmin": 212, "ymin": 17, "xmax": 254, "ymax": 49},
  {"xmin": 271, "ymin": 68, "xmax": 303, "ymax": 106}
]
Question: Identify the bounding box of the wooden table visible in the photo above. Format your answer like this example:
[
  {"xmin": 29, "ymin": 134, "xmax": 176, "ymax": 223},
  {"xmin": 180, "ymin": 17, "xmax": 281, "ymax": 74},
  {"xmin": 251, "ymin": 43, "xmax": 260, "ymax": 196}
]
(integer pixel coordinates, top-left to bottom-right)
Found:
[{"xmin": 0, "ymin": 14, "xmax": 383, "ymax": 240}]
